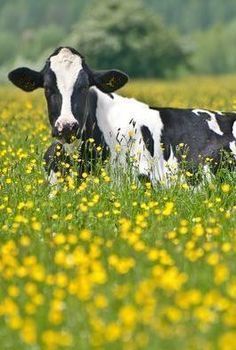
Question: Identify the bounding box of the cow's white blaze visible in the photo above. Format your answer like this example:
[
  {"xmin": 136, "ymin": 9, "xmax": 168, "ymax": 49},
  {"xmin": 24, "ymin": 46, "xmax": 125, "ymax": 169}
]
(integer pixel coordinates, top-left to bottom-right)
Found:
[
  {"xmin": 193, "ymin": 109, "xmax": 223, "ymax": 136},
  {"xmin": 50, "ymin": 48, "xmax": 83, "ymax": 129}
]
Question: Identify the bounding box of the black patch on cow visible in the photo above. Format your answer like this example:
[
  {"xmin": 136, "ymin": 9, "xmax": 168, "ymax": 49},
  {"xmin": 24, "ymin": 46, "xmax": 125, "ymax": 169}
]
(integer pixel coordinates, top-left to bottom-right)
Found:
[
  {"xmin": 44, "ymin": 69, "xmax": 62, "ymax": 129},
  {"xmin": 107, "ymin": 93, "xmax": 114, "ymax": 99},
  {"xmin": 89, "ymin": 69, "xmax": 128, "ymax": 93},
  {"xmin": 215, "ymin": 112, "xmax": 236, "ymax": 135},
  {"xmin": 141, "ymin": 125, "xmax": 154, "ymax": 157},
  {"xmin": 138, "ymin": 174, "xmax": 151, "ymax": 185},
  {"xmin": 151, "ymin": 107, "xmax": 236, "ymax": 171},
  {"xmin": 8, "ymin": 67, "xmax": 44, "ymax": 92},
  {"xmin": 77, "ymin": 88, "xmax": 110, "ymax": 177},
  {"xmin": 43, "ymin": 141, "xmax": 72, "ymax": 177},
  {"xmin": 71, "ymin": 70, "xmax": 90, "ymax": 130}
]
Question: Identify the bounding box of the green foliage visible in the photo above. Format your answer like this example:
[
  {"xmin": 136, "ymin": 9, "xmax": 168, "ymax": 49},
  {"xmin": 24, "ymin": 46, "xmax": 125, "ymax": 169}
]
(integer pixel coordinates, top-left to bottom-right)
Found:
[
  {"xmin": 0, "ymin": 32, "xmax": 17, "ymax": 65},
  {"xmin": 0, "ymin": 0, "xmax": 236, "ymax": 77},
  {"xmin": 0, "ymin": 78, "xmax": 236, "ymax": 349},
  {"xmin": 146, "ymin": 0, "xmax": 236, "ymax": 33},
  {"xmin": 0, "ymin": 0, "xmax": 87, "ymax": 67},
  {"xmin": 0, "ymin": 0, "xmax": 87, "ymax": 32},
  {"xmin": 20, "ymin": 25, "xmax": 65, "ymax": 61},
  {"xmin": 191, "ymin": 20, "xmax": 236, "ymax": 75},
  {"xmin": 70, "ymin": 0, "xmax": 187, "ymax": 77}
]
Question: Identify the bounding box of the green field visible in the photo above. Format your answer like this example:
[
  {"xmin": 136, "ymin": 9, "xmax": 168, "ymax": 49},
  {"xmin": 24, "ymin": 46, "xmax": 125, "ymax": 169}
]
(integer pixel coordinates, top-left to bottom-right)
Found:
[{"xmin": 0, "ymin": 76, "xmax": 236, "ymax": 350}]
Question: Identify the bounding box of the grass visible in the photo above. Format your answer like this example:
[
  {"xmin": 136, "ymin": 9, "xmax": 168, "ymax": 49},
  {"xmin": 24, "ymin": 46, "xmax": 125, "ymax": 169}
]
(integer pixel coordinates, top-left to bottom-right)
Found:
[{"xmin": 0, "ymin": 76, "xmax": 235, "ymax": 350}]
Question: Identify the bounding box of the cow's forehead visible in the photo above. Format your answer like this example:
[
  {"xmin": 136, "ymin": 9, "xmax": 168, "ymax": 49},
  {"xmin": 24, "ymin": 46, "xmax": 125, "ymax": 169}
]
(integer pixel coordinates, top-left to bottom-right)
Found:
[{"xmin": 49, "ymin": 48, "xmax": 83, "ymax": 81}]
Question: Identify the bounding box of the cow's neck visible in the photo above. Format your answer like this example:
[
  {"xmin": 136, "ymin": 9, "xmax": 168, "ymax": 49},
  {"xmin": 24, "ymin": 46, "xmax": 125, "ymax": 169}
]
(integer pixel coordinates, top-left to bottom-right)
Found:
[{"xmin": 82, "ymin": 87, "xmax": 116, "ymax": 146}]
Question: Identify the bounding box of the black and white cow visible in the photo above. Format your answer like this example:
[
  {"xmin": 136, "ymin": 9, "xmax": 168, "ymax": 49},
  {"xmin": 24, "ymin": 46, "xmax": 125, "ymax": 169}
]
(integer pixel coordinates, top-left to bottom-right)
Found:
[{"xmin": 8, "ymin": 47, "xmax": 236, "ymax": 186}]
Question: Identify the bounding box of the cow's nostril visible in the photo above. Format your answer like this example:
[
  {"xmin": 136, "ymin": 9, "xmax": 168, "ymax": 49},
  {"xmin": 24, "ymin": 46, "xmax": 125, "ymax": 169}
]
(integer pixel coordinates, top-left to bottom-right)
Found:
[{"xmin": 52, "ymin": 121, "xmax": 79, "ymax": 141}]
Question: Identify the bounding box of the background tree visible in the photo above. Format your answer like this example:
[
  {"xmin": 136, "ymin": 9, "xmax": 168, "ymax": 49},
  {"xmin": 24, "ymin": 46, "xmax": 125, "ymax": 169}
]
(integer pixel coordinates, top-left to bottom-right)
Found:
[
  {"xmin": 191, "ymin": 21, "xmax": 236, "ymax": 75},
  {"xmin": 69, "ymin": 0, "xmax": 187, "ymax": 77},
  {"xmin": 0, "ymin": 0, "xmax": 236, "ymax": 78},
  {"xmin": 146, "ymin": 0, "xmax": 236, "ymax": 33}
]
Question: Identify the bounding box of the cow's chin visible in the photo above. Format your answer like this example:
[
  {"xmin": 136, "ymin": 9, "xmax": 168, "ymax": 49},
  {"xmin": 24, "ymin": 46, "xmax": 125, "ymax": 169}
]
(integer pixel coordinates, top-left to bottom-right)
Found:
[{"xmin": 56, "ymin": 135, "xmax": 77, "ymax": 144}]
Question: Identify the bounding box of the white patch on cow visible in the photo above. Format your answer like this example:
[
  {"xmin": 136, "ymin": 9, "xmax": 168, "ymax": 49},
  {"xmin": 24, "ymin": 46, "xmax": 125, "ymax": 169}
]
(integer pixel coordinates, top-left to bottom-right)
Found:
[
  {"xmin": 193, "ymin": 109, "xmax": 223, "ymax": 136},
  {"xmin": 48, "ymin": 170, "xmax": 58, "ymax": 186},
  {"xmin": 229, "ymin": 141, "xmax": 236, "ymax": 159},
  {"xmin": 50, "ymin": 48, "xmax": 82, "ymax": 129},
  {"xmin": 162, "ymin": 147, "xmax": 179, "ymax": 186},
  {"xmin": 203, "ymin": 164, "xmax": 213, "ymax": 182},
  {"xmin": 92, "ymin": 87, "xmax": 165, "ymax": 184},
  {"xmin": 166, "ymin": 147, "xmax": 178, "ymax": 172},
  {"xmin": 232, "ymin": 121, "xmax": 236, "ymax": 139},
  {"xmin": 48, "ymin": 171, "xmax": 61, "ymax": 198}
]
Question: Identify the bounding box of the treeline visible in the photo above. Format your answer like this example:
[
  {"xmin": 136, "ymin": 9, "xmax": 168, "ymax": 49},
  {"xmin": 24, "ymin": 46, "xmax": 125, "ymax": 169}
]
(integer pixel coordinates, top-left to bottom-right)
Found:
[
  {"xmin": 0, "ymin": 0, "xmax": 236, "ymax": 78},
  {"xmin": 1, "ymin": 0, "xmax": 235, "ymax": 35},
  {"xmin": 0, "ymin": 0, "xmax": 87, "ymax": 65},
  {"xmin": 147, "ymin": 0, "xmax": 236, "ymax": 33}
]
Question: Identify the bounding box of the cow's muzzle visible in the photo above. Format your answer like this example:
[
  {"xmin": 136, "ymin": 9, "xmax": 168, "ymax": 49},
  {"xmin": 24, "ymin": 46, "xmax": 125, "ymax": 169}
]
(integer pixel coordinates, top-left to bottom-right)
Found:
[{"xmin": 52, "ymin": 121, "xmax": 79, "ymax": 143}]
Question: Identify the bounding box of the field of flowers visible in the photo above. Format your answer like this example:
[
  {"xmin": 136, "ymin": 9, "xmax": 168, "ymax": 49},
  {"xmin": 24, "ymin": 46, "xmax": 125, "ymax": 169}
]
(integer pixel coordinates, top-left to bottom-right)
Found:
[{"xmin": 0, "ymin": 76, "xmax": 236, "ymax": 350}]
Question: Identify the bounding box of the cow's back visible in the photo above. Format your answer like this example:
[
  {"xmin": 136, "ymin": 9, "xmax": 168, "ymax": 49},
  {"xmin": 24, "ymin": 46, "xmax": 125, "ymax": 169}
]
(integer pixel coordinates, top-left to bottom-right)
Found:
[{"xmin": 151, "ymin": 107, "xmax": 236, "ymax": 165}]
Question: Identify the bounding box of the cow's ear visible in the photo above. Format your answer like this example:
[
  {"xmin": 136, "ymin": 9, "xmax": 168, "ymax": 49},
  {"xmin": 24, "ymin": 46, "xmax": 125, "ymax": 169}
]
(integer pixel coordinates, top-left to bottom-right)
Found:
[
  {"xmin": 8, "ymin": 67, "xmax": 43, "ymax": 92},
  {"xmin": 91, "ymin": 69, "xmax": 128, "ymax": 93}
]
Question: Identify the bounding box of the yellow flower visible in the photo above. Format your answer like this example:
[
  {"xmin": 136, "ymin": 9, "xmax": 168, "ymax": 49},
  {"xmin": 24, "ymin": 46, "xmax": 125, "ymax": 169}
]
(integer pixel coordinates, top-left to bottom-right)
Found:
[
  {"xmin": 8, "ymin": 285, "xmax": 20, "ymax": 298},
  {"xmin": 65, "ymin": 213, "xmax": 73, "ymax": 221},
  {"xmin": 192, "ymin": 223, "xmax": 204, "ymax": 236},
  {"xmin": 206, "ymin": 252, "xmax": 220, "ymax": 266},
  {"xmin": 221, "ymin": 183, "xmax": 230, "ymax": 193},
  {"xmin": 20, "ymin": 318, "xmax": 37, "ymax": 345},
  {"xmin": 214, "ymin": 264, "xmax": 229, "ymax": 284},
  {"xmin": 94, "ymin": 294, "xmax": 108, "ymax": 309},
  {"xmin": 20, "ymin": 235, "xmax": 31, "ymax": 246},
  {"xmin": 163, "ymin": 202, "xmax": 174, "ymax": 216},
  {"xmin": 218, "ymin": 332, "xmax": 236, "ymax": 350},
  {"xmin": 115, "ymin": 144, "xmax": 121, "ymax": 153},
  {"xmin": 80, "ymin": 229, "xmax": 91, "ymax": 241},
  {"xmin": 105, "ymin": 323, "xmax": 121, "ymax": 342},
  {"xmin": 164, "ymin": 306, "xmax": 182, "ymax": 322},
  {"xmin": 182, "ymin": 183, "xmax": 189, "ymax": 190},
  {"xmin": 119, "ymin": 305, "xmax": 137, "ymax": 328},
  {"xmin": 31, "ymin": 221, "xmax": 41, "ymax": 231},
  {"xmin": 186, "ymin": 171, "xmax": 193, "ymax": 177}
]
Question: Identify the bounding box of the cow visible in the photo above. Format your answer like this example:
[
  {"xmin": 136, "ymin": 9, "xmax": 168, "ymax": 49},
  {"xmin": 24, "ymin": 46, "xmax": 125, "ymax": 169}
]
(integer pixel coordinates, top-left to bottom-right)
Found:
[{"xmin": 8, "ymin": 47, "xmax": 236, "ymax": 187}]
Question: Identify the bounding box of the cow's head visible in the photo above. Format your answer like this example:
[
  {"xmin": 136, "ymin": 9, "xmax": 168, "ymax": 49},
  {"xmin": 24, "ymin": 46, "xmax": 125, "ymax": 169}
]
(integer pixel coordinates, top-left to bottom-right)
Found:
[{"xmin": 8, "ymin": 47, "xmax": 128, "ymax": 143}]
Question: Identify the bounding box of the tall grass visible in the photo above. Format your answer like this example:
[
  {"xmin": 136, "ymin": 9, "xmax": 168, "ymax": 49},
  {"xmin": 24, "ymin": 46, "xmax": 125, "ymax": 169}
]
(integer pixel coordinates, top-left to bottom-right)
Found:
[{"xmin": 0, "ymin": 77, "xmax": 235, "ymax": 350}]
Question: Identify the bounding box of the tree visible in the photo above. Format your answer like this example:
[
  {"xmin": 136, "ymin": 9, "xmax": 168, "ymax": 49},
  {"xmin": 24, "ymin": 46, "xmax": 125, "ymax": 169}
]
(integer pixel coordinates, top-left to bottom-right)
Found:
[
  {"xmin": 191, "ymin": 20, "xmax": 236, "ymax": 75},
  {"xmin": 68, "ymin": 0, "xmax": 188, "ymax": 77},
  {"xmin": 0, "ymin": 32, "xmax": 17, "ymax": 65}
]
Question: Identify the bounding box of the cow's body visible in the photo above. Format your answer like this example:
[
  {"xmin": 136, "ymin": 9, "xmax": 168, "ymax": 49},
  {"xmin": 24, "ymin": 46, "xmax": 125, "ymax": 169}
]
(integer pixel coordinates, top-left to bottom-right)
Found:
[
  {"xmin": 8, "ymin": 47, "xmax": 236, "ymax": 186},
  {"xmin": 45, "ymin": 87, "xmax": 236, "ymax": 185}
]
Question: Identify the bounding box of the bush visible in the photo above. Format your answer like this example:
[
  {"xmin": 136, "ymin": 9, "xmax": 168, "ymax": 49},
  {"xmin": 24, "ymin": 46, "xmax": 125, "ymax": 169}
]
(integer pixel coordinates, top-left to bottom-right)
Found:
[
  {"xmin": 191, "ymin": 20, "xmax": 236, "ymax": 75},
  {"xmin": 69, "ymin": 0, "xmax": 188, "ymax": 77}
]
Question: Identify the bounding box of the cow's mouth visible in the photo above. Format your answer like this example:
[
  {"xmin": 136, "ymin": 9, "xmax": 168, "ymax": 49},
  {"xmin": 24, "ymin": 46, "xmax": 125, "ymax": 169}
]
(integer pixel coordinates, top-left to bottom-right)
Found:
[
  {"xmin": 56, "ymin": 135, "xmax": 77, "ymax": 144},
  {"xmin": 52, "ymin": 129, "xmax": 78, "ymax": 144}
]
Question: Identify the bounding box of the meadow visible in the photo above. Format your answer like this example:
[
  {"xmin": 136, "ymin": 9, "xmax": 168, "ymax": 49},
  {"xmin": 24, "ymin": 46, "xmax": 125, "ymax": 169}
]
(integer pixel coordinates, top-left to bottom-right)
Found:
[{"xmin": 0, "ymin": 76, "xmax": 235, "ymax": 350}]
